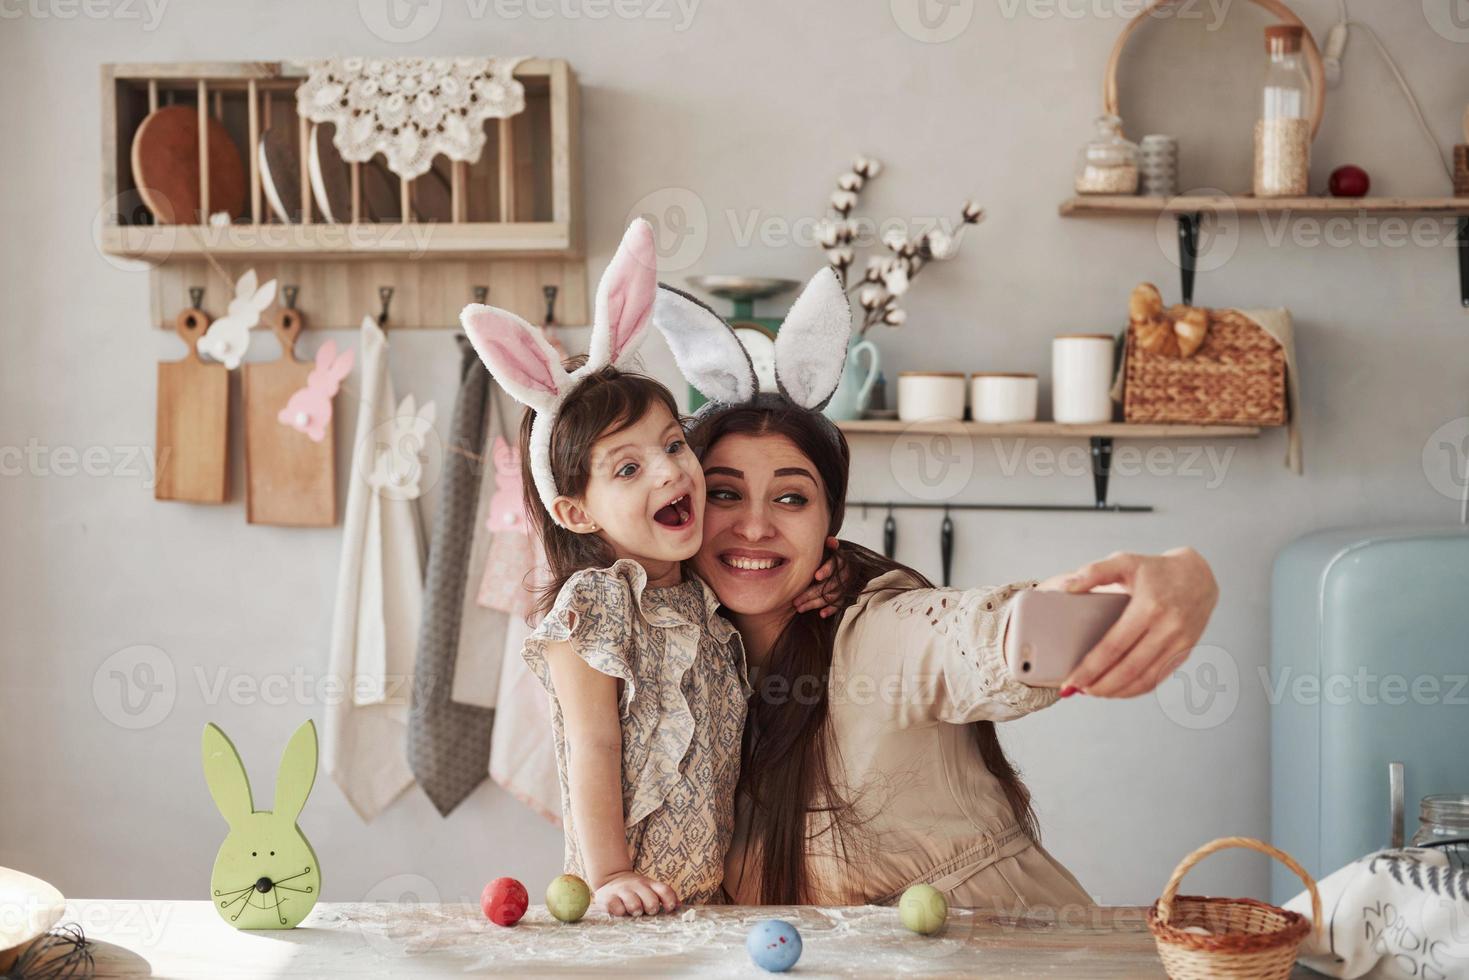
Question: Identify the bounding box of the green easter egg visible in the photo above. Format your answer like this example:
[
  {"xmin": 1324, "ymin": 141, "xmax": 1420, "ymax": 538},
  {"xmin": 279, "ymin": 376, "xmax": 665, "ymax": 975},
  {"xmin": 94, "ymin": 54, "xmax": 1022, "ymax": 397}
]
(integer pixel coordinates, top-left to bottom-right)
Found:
[
  {"xmin": 898, "ymin": 883, "xmax": 948, "ymax": 935},
  {"xmin": 545, "ymin": 874, "xmax": 592, "ymax": 923}
]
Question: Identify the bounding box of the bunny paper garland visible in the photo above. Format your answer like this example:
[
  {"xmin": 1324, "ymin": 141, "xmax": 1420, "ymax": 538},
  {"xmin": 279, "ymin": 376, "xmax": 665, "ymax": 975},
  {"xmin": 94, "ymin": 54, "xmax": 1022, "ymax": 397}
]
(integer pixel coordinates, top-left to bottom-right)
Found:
[
  {"xmin": 460, "ymin": 218, "xmax": 657, "ymax": 525},
  {"xmin": 202, "ymin": 719, "xmax": 321, "ymax": 929},
  {"xmin": 279, "ymin": 340, "xmax": 356, "ymax": 442},
  {"xmin": 198, "ymin": 270, "xmax": 278, "ymax": 370},
  {"xmin": 654, "ymin": 266, "xmax": 853, "ymax": 416}
]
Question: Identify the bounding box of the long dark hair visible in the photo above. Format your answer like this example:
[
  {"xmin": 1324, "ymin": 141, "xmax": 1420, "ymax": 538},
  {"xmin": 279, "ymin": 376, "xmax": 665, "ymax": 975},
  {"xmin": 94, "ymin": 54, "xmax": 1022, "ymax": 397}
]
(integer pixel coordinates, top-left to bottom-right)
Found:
[
  {"xmin": 687, "ymin": 401, "xmax": 1040, "ymax": 905},
  {"xmin": 520, "ymin": 359, "xmax": 682, "ymax": 619}
]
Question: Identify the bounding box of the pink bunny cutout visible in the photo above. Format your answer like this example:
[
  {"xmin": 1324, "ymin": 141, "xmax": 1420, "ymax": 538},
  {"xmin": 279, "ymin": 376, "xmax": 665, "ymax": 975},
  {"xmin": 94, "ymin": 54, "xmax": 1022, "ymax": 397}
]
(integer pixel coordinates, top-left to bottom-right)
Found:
[
  {"xmin": 459, "ymin": 218, "xmax": 658, "ymax": 525},
  {"xmin": 486, "ymin": 437, "xmax": 528, "ymax": 535},
  {"xmin": 279, "ymin": 340, "xmax": 355, "ymax": 442}
]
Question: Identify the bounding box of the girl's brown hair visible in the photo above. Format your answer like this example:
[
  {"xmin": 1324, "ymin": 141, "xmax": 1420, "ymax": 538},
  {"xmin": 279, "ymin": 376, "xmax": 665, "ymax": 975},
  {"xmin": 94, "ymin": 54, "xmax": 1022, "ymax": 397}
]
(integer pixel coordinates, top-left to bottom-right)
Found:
[
  {"xmin": 687, "ymin": 401, "xmax": 1040, "ymax": 905},
  {"xmin": 518, "ymin": 360, "xmax": 681, "ymax": 619}
]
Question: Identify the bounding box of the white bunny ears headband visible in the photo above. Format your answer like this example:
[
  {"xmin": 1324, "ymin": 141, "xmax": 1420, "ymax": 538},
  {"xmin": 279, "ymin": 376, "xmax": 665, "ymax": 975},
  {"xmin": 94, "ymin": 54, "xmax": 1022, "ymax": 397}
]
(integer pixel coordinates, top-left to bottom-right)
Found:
[
  {"xmin": 460, "ymin": 218, "xmax": 657, "ymax": 527},
  {"xmin": 652, "ymin": 265, "xmax": 852, "ymax": 419}
]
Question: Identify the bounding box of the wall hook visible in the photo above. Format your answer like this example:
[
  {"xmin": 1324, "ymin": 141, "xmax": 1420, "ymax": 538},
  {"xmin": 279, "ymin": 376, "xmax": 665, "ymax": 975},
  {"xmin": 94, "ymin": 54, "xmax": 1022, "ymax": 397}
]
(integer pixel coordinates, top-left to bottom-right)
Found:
[
  {"xmin": 472, "ymin": 285, "xmax": 488, "ymax": 304},
  {"xmin": 543, "ymin": 284, "xmax": 559, "ymax": 327},
  {"xmin": 378, "ymin": 286, "xmax": 394, "ymax": 327},
  {"xmin": 282, "ymin": 285, "xmax": 299, "ymax": 310},
  {"xmin": 188, "ymin": 286, "xmax": 204, "ymax": 310}
]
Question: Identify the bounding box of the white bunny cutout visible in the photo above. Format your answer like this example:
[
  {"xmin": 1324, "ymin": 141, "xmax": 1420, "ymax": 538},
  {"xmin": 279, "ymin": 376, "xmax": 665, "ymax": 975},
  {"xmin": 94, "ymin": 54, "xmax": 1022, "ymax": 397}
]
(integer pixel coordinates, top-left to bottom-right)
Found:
[
  {"xmin": 198, "ymin": 269, "xmax": 278, "ymax": 370},
  {"xmin": 653, "ymin": 266, "xmax": 852, "ymax": 414},
  {"xmin": 367, "ymin": 393, "xmax": 437, "ymax": 501},
  {"xmin": 460, "ymin": 218, "xmax": 658, "ymax": 526}
]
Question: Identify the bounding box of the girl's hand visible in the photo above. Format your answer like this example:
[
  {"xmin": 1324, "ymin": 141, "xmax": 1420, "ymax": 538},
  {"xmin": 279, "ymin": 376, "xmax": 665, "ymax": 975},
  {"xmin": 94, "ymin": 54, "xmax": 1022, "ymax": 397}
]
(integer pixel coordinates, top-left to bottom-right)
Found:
[
  {"xmin": 595, "ymin": 870, "xmax": 680, "ymax": 917},
  {"xmin": 1057, "ymin": 547, "xmax": 1219, "ymax": 699},
  {"xmin": 793, "ymin": 536, "xmax": 845, "ymax": 618}
]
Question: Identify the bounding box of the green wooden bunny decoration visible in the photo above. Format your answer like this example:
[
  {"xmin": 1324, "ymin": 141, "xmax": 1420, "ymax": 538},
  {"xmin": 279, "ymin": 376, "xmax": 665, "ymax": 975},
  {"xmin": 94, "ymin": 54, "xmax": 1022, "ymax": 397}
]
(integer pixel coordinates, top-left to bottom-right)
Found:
[{"xmin": 202, "ymin": 719, "xmax": 321, "ymax": 929}]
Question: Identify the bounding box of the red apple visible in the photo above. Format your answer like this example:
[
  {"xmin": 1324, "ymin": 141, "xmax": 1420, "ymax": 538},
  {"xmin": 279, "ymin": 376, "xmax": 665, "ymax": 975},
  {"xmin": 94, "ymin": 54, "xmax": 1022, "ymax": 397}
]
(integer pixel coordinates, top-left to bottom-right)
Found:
[{"xmin": 1328, "ymin": 165, "xmax": 1370, "ymax": 197}]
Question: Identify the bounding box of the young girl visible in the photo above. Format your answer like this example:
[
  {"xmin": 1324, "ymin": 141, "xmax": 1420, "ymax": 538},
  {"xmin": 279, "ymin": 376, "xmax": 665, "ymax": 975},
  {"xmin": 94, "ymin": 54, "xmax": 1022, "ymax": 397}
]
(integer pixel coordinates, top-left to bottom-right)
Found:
[{"xmin": 462, "ymin": 220, "xmax": 831, "ymax": 915}]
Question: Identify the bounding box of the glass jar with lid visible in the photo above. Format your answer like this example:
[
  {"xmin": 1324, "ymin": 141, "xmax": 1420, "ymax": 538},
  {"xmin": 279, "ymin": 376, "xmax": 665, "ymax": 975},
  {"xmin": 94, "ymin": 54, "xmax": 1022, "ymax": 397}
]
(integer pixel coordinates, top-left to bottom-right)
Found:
[
  {"xmin": 1410, "ymin": 794, "xmax": 1469, "ymax": 869},
  {"xmin": 1075, "ymin": 114, "xmax": 1139, "ymax": 195},
  {"xmin": 1253, "ymin": 24, "xmax": 1312, "ymax": 197}
]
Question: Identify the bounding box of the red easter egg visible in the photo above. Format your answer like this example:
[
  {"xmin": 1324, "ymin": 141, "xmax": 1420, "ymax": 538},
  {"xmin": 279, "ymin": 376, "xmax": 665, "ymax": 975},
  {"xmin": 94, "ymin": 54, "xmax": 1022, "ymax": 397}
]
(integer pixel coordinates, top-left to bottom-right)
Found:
[
  {"xmin": 1328, "ymin": 165, "xmax": 1370, "ymax": 197},
  {"xmin": 481, "ymin": 877, "xmax": 528, "ymax": 927}
]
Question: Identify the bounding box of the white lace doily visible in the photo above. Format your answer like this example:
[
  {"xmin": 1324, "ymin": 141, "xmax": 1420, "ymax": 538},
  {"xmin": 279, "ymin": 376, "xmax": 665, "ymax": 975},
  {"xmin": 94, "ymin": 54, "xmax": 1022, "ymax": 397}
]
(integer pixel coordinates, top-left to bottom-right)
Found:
[{"xmin": 295, "ymin": 56, "xmax": 529, "ymax": 180}]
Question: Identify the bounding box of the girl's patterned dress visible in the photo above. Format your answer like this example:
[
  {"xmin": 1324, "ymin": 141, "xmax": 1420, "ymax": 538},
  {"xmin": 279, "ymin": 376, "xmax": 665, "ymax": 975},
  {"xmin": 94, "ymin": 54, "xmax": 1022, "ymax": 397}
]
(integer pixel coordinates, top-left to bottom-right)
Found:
[{"xmin": 522, "ymin": 558, "xmax": 749, "ymax": 904}]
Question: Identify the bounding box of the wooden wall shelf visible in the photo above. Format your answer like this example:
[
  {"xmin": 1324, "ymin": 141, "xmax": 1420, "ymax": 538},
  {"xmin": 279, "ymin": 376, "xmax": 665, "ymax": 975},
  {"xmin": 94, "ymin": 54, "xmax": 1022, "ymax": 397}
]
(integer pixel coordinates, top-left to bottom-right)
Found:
[
  {"xmin": 1059, "ymin": 194, "xmax": 1469, "ymax": 309},
  {"xmin": 837, "ymin": 420, "xmax": 1261, "ymax": 438},
  {"xmin": 100, "ymin": 59, "xmax": 588, "ymax": 328},
  {"xmin": 837, "ymin": 419, "xmax": 1264, "ymax": 509},
  {"xmin": 1059, "ymin": 195, "xmax": 1469, "ymax": 217}
]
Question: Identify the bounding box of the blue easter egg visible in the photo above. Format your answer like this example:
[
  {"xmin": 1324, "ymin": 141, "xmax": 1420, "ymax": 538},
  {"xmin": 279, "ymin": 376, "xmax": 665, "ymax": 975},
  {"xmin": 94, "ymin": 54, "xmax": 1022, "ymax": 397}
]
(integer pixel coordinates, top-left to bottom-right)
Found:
[{"xmin": 746, "ymin": 918, "xmax": 802, "ymax": 972}]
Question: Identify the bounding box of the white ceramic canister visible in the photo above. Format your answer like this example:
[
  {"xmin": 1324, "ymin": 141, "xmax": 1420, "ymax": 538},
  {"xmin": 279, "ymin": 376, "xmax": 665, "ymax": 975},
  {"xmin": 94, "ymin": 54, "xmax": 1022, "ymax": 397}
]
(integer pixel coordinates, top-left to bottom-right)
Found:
[
  {"xmin": 897, "ymin": 371, "xmax": 967, "ymax": 422},
  {"xmin": 970, "ymin": 373, "xmax": 1038, "ymax": 423},
  {"xmin": 1051, "ymin": 334, "xmax": 1116, "ymax": 423}
]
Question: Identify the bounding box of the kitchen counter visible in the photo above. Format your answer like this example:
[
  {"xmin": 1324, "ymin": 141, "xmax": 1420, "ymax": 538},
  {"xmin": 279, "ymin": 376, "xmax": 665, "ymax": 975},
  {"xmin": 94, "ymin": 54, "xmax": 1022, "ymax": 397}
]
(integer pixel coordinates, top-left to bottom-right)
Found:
[{"xmin": 70, "ymin": 899, "xmax": 1320, "ymax": 977}]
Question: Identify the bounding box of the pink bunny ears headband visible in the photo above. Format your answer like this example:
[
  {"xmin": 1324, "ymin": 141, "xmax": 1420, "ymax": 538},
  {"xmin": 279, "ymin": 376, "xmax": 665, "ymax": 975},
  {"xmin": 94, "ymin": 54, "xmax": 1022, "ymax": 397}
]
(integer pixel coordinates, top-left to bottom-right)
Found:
[
  {"xmin": 460, "ymin": 217, "xmax": 855, "ymax": 526},
  {"xmin": 460, "ymin": 218, "xmax": 657, "ymax": 527},
  {"xmin": 652, "ymin": 264, "xmax": 854, "ymax": 424}
]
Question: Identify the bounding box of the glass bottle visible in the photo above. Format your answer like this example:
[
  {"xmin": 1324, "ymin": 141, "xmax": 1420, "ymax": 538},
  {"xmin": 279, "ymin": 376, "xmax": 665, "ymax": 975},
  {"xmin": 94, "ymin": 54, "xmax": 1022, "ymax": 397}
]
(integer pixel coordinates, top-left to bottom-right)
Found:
[
  {"xmin": 1410, "ymin": 795, "xmax": 1469, "ymax": 870},
  {"xmin": 1075, "ymin": 114, "xmax": 1139, "ymax": 195},
  {"xmin": 1253, "ymin": 24, "xmax": 1311, "ymax": 197}
]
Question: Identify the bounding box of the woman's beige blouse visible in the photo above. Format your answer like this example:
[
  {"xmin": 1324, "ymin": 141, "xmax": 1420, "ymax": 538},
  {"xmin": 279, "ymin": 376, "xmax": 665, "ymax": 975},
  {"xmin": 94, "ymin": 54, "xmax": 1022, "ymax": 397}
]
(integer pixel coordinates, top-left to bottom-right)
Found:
[
  {"xmin": 523, "ymin": 559, "xmax": 748, "ymax": 906},
  {"xmin": 723, "ymin": 569, "xmax": 1095, "ymax": 912}
]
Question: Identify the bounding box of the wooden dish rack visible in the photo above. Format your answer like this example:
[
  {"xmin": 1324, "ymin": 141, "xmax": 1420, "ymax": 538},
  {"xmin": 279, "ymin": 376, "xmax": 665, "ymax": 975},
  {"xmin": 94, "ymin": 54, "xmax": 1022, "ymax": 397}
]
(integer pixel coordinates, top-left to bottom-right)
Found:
[{"xmin": 100, "ymin": 60, "xmax": 589, "ymax": 330}]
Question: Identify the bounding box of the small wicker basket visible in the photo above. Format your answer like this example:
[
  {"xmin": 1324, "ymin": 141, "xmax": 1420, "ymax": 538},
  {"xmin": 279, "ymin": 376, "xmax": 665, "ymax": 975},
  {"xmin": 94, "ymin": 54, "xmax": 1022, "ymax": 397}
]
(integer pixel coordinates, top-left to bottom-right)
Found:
[
  {"xmin": 1148, "ymin": 836, "xmax": 1321, "ymax": 980},
  {"xmin": 1122, "ymin": 309, "xmax": 1288, "ymax": 426}
]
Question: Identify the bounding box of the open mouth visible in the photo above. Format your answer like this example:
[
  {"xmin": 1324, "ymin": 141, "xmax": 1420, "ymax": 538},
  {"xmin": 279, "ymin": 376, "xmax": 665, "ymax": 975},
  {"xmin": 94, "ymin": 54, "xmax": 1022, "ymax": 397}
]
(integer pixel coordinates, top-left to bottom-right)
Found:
[
  {"xmin": 653, "ymin": 494, "xmax": 694, "ymax": 529},
  {"xmin": 719, "ymin": 552, "xmax": 786, "ymax": 572}
]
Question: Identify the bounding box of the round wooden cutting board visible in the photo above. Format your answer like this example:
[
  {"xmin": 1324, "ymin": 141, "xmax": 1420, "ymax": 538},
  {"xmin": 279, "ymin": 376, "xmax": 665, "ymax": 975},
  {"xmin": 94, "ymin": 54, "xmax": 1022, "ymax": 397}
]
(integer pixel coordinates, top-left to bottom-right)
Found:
[{"xmin": 131, "ymin": 105, "xmax": 246, "ymax": 224}]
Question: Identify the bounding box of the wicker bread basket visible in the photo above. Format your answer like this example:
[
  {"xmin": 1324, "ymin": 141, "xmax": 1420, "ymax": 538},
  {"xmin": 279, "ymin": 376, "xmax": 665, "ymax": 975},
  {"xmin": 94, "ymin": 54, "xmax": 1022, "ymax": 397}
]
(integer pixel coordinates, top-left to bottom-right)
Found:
[
  {"xmin": 1148, "ymin": 837, "xmax": 1321, "ymax": 980},
  {"xmin": 1122, "ymin": 308, "xmax": 1288, "ymax": 425}
]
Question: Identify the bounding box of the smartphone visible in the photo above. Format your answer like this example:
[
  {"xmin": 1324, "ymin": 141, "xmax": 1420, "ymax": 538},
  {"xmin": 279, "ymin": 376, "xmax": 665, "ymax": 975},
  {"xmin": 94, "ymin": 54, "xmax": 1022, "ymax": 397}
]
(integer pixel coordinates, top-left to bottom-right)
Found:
[{"xmin": 1004, "ymin": 589, "xmax": 1131, "ymax": 687}]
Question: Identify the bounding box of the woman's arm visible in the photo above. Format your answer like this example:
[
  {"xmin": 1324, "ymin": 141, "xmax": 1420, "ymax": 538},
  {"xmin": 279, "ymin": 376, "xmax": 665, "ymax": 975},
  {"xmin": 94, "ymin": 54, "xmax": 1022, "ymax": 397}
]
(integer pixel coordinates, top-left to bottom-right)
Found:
[{"xmin": 542, "ymin": 640, "xmax": 678, "ymax": 916}]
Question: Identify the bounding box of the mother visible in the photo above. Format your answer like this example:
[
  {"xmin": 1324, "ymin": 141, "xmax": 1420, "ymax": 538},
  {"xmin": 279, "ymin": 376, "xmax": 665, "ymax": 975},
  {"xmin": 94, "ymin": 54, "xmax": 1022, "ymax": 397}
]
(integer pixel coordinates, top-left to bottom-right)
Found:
[{"xmin": 685, "ymin": 399, "xmax": 1219, "ymax": 910}]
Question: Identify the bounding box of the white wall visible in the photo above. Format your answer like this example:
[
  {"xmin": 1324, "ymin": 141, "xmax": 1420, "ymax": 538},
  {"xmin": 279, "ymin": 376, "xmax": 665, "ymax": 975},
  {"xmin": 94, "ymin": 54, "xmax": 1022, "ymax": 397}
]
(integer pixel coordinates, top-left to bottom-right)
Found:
[{"xmin": 4, "ymin": 0, "xmax": 1467, "ymax": 908}]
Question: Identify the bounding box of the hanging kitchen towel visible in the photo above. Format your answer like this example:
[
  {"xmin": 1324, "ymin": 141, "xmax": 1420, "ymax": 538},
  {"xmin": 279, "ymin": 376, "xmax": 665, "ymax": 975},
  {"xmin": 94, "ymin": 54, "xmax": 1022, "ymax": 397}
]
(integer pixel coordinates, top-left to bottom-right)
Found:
[
  {"xmin": 1283, "ymin": 846, "xmax": 1469, "ymax": 979},
  {"xmin": 448, "ymin": 387, "xmax": 518, "ymax": 712},
  {"xmin": 407, "ymin": 335, "xmax": 494, "ymax": 817},
  {"xmin": 488, "ymin": 548, "xmax": 562, "ymax": 826},
  {"xmin": 323, "ymin": 316, "xmax": 428, "ymax": 823}
]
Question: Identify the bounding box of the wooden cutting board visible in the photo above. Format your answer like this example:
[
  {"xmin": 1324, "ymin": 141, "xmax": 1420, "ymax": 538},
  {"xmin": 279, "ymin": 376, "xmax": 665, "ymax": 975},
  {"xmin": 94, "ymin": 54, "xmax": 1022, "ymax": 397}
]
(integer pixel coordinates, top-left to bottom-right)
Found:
[
  {"xmin": 242, "ymin": 307, "xmax": 336, "ymax": 526},
  {"xmin": 155, "ymin": 306, "xmax": 229, "ymax": 502},
  {"xmin": 131, "ymin": 105, "xmax": 246, "ymax": 224}
]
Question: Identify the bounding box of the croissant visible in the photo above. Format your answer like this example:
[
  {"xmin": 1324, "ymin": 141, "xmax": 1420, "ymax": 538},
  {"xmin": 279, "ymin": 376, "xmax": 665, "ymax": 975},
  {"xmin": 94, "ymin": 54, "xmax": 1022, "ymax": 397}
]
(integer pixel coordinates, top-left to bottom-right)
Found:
[{"xmin": 1128, "ymin": 283, "xmax": 1210, "ymax": 359}]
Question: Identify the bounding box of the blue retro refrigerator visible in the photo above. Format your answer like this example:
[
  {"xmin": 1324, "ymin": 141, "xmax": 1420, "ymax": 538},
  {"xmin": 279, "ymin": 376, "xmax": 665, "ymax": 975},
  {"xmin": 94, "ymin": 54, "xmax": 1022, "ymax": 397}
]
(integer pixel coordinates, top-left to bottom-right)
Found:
[{"xmin": 1269, "ymin": 525, "xmax": 1469, "ymax": 903}]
